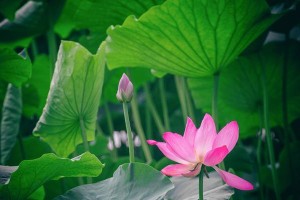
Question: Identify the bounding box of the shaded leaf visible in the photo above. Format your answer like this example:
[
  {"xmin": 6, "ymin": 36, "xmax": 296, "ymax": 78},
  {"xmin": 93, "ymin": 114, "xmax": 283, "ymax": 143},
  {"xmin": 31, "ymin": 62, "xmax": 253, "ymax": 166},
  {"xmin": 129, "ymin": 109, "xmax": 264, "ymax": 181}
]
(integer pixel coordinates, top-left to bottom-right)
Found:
[
  {"xmin": 164, "ymin": 171, "xmax": 234, "ymax": 200},
  {"xmin": 33, "ymin": 41, "xmax": 106, "ymax": 157},
  {"xmin": 75, "ymin": 134, "xmax": 109, "ymax": 157},
  {"xmin": 0, "ymin": 152, "xmax": 104, "ymax": 200},
  {"xmin": 0, "ymin": 84, "xmax": 22, "ymax": 164},
  {"xmin": 0, "ymin": 165, "xmax": 17, "ymax": 184},
  {"xmin": 22, "ymin": 55, "xmax": 51, "ymax": 117},
  {"xmin": 0, "ymin": 0, "xmax": 23, "ymax": 20},
  {"xmin": 0, "ymin": 0, "xmax": 65, "ymax": 45},
  {"xmin": 106, "ymin": 0, "xmax": 280, "ymax": 77},
  {"xmin": 188, "ymin": 41, "xmax": 300, "ymax": 137},
  {"xmin": 56, "ymin": 162, "xmax": 174, "ymax": 200},
  {"xmin": 278, "ymin": 141, "xmax": 300, "ymax": 196},
  {"xmin": 0, "ymin": 49, "xmax": 31, "ymax": 87}
]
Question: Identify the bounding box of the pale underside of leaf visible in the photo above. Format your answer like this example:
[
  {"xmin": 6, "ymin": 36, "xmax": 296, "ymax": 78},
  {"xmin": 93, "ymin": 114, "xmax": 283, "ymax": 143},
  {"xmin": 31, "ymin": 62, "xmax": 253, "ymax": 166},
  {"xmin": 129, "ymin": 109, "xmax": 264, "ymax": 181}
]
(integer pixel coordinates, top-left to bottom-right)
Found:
[
  {"xmin": 56, "ymin": 163, "xmax": 174, "ymax": 200},
  {"xmin": 164, "ymin": 171, "xmax": 234, "ymax": 200},
  {"xmin": 0, "ymin": 84, "xmax": 22, "ymax": 164},
  {"xmin": 33, "ymin": 41, "xmax": 106, "ymax": 157}
]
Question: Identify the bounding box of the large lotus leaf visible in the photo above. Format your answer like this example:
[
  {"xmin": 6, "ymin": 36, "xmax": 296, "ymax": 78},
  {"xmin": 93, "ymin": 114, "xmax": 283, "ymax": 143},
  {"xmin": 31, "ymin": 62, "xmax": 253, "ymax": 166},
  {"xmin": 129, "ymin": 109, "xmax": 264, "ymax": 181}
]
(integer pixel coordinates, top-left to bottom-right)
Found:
[
  {"xmin": 55, "ymin": 0, "xmax": 165, "ymax": 37},
  {"xmin": 0, "ymin": 0, "xmax": 65, "ymax": 45},
  {"xmin": 55, "ymin": 163, "xmax": 174, "ymax": 200},
  {"xmin": 0, "ymin": 84, "xmax": 22, "ymax": 164},
  {"xmin": 106, "ymin": 0, "xmax": 280, "ymax": 77},
  {"xmin": 165, "ymin": 171, "xmax": 234, "ymax": 200},
  {"xmin": 188, "ymin": 41, "xmax": 300, "ymax": 137},
  {"xmin": 23, "ymin": 55, "xmax": 51, "ymax": 117},
  {"xmin": 33, "ymin": 41, "xmax": 106, "ymax": 157},
  {"xmin": 0, "ymin": 152, "xmax": 103, "ymax": 200},
  {"xmin": 0, "ymin": 49, "xmax": 32, "ymax": 87}
]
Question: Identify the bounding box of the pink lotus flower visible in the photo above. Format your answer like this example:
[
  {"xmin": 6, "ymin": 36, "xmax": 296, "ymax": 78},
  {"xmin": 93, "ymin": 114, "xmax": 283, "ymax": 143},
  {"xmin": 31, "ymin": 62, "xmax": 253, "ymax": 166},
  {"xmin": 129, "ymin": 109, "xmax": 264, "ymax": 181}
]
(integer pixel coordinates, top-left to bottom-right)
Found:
[
  {"xmin": 147, "ymin": 114, "xmax": 254, "ymax": 190},
  {"xmin": 116, "ymin": 73, "xmax": 133, "ymax": 102}
]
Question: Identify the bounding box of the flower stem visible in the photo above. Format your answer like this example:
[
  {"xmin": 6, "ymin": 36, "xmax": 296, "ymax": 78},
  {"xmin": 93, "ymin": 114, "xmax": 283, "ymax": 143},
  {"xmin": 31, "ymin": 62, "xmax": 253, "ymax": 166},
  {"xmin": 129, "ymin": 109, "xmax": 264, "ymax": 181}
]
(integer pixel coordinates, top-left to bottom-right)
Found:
[
  {"xmin": 159, "ymin": 78, "xmax": 170, "ymax": 130},
  {"xmin": 122, "ymin": 102, "xmax": 135, "ymax": 163},
  {"xmin": 175, "ymin": 76, "xmax": 188, "ymax": 123},
  {"xmin": 104, "ymin": 103, "xmax": 117, "ymax": 159},
  {"xmin": 183, "ymin": 79, "xmax": 195, "ymax": 121},
  {"xmin": 199, "ymin": 167, "xmax": 204, "ymax": 200},
  {"xmin": 145, "ymin": 97, "xmax": 153, "ymax": 139},
  {"xmin": 260, "ymin": 56, "xmax": 281, "ymax": 200},
  {"xmin": 144, "ymin": 84, "xmax": 165, "ymax": 133},
  {"xmin": 131, "ymin": 95, "xmax": 152, "ymax": 163}
]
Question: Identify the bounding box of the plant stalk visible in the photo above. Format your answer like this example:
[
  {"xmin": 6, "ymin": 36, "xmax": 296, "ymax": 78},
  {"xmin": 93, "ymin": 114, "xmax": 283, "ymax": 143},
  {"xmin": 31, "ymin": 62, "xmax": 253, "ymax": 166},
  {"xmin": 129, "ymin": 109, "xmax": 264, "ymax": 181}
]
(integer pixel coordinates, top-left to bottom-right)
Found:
[
  {"xmin": 145, "ymin": 97, "xmax": 153, "ymax": 139},
  {"xmin": 159, "ymin": 78, "xmax": 170, "ymax": 130},
  {"xmin": 131, "ymin": 95, "xmax": 153, "ymax": 163},
  {"xmin": 257, "ymin": 125, "xmax": 264, "ymax": 200},
  {"xmin": 175, "ymin": 76, "xmax": 188, "ymax": 123},
  {"xmin": 31, "ymin": 39, "xmax": 39, "ymax": 59},
  {"xmin": 144, "ymin": 84, "xmax": 165, "ymax": 133},
  {"xmin": 104, "ymin": 103, "xmax": 117, "ymax": 159},
  {"xmin": 260, "ymin": 57, "xmax": 281, "ymax": 200},
  {"xmin": 183, "ymin": 78, "xmax": 196, "ymax": 121},
  {"xmin": 199, "ymin": 166, "xmax": 204, "ymax": 200},
  {"xmin": 123, "ymin": 103, "xmax": 135, "ymax": 163}
]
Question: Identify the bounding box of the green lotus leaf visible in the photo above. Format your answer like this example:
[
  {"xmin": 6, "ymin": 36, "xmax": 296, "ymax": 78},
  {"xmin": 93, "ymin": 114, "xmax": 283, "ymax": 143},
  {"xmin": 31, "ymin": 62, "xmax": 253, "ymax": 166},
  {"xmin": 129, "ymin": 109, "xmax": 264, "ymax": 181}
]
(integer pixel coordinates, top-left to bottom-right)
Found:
[
  {"xmin": 188, "ymin": 41, "xmax": 300, "ymax": 137},
  {"xmin": 0, "ymin": 0, "xmax": 65, "ymax": 46},
  {"xmin": 106, "ymin": 0, "xmax": 281, "ymax": 77},
  {"xmin": 0, "ymin": 152, "xmax": 104, "ymax": 200},
  {"xmin": 22, "ymin": 55, "xmax": 51, "ymax": 117},
  {"xmin": 0, "ymin": 49, "xmax": 31, "ymax": 86},
  {"xmin": 33, "ymin": 41, "xmax": 106, "ymax": 157}
]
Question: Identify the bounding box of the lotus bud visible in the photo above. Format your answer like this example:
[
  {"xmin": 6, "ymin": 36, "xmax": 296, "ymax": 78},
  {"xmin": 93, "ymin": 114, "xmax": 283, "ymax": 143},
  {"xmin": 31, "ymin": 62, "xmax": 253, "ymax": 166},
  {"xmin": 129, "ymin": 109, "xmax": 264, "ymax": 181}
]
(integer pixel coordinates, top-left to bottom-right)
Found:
[{"xmin": 116, "ymin": 73, "xmax": 133, "ymax": 102}]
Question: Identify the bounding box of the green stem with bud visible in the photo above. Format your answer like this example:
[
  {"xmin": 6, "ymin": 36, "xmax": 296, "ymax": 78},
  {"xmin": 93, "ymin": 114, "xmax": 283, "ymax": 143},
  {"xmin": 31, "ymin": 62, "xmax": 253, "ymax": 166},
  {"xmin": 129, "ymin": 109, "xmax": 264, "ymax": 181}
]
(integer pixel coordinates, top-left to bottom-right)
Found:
[{"xmin": 123, "ymin": 102, "xmax": 135, "ymax": 163}]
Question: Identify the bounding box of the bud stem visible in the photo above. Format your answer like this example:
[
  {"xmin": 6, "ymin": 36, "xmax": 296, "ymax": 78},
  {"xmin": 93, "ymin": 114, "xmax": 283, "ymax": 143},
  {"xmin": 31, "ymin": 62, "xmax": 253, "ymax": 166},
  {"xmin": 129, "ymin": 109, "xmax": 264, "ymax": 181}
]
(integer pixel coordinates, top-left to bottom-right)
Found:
[{"xmin": 122, "ymin": 102, "xmax": 135, "ymax": 163}]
